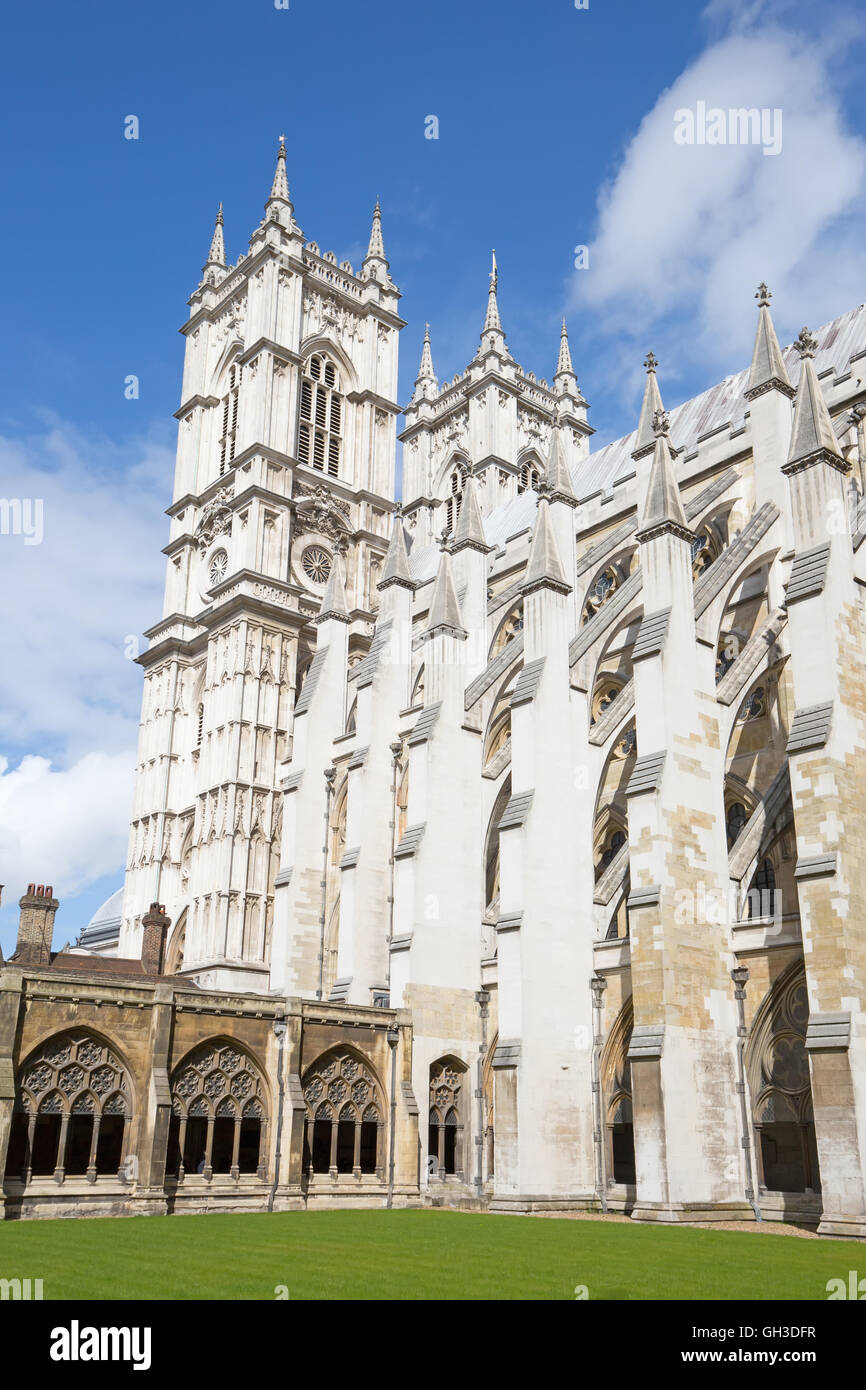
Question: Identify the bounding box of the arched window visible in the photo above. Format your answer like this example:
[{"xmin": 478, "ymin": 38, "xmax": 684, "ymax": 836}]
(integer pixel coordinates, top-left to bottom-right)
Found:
[
  {"xmin": 166, "ymin": 1042, "xmax": 269, "ymax": 1181},
  {"xmin": 517, "ymin": 461, "xmax": 540, "ymax": 495},
  {"xmin": 590, "ymin": 674, "xmax": 625, "ymax": 726},
  {"xmin": 747, "ymin": 966, "xmax": 820, "ymax": 1195},
  {"xmin": 747, "ymin": 856, "xmax": 777, "ymax": 919},
  {"xmin": 582, "ymin": 558, "xmax": 632, "ymax": 625},
  {"xmin": 219, "ymin": 363, "xmax": 242, "ymax": 477},
  {"xmin": 445, "ymin": 463, "xmax": 468, "ymax": 534},
  {"xmin": 489, "ymin": 602, "xmax": 524, "ymax": 659},
  {"xmin": 196, "ymin": 702, "xmax": 204, "ymax": 748},
  {"xmin": 737, "ymin": 685, "xmax": 767, "ymax": 723},
  {"xmin": 428, "ymin": 1058, "xmax": 468, "ymax": 1180},
  {"xmin": 301, "ymin": 1049, "xmax": 384, "ymax": 1179},
  {"xmin": 5, "ymin": 1032, "xmax": 132, "ymax": 1184},
  {"xmin": 298, "ymin": 354, "xmax": 342, "ymax": 477},
  {"xmin": 691, "ymin": 524, "xmax": 720, "ymax": 577}
]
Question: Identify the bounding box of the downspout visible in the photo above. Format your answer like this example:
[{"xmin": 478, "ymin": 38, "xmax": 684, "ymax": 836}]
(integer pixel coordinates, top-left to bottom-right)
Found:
[
  {"xmin": 317, "ymin": 766, "xmax": 336, "ymax": 999},
  {"xmin": 731, "ymin": 966, "xmax": 761, "ymax": 1221},
  {"xmin": 476, "ymin": 990, "xmax": 490, "ymax": 1200},
  {"xmin": 590, "ymin": 973, "xmax": 608, "ymax": 1214},
  {"xmin": 267, "ymin": 1018, "xmax": 287, "ymax": 1213},
  {"xmin": 385, "ymin": 741, "xmax": 402, "ymax": 991},
  {"xmin": 386, "ymin": 1024, "xmax": 399, "ymax": 1208}
]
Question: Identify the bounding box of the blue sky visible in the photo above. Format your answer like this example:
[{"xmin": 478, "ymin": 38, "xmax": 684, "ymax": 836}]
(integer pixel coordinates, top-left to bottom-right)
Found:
[{"xmin": 1, "ymin": 0, "xmax": 865, "ymax": 950}]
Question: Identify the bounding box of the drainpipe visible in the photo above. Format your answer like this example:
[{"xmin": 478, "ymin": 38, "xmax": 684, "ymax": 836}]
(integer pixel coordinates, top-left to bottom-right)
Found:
[
  {"xmin": 386, "ymin": 1024, "xmax": 399, "ymax": 1208},
  {"xmin": 590, "ymin": 973, "xmax": 608, "ymax": 1213},
  {"xmin": 267, "ymin": 1018, "xmax": 287, "ymax": 1213},
  {"xmin": 385, "ymin": 741, "xmax": 403, "ymax": 991},
  {"xmin": 317, "ymin": 766, "xmax": 336, "ymax": 1000},
  {"xmin": 731, "ymin": 966, "xmax": 761, "ymax": 1221},
  {"xmin": 475, "ymin": 990, "xmax": 490, "ymax": 1200}
]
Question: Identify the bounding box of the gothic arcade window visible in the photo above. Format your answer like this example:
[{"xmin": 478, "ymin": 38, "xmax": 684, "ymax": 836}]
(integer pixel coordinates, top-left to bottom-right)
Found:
[
  {"xmin": 5, "ymin": 1031, "xmax": 132, "ymax": 1184},
  {"xmin": 298, "ymin": 354, "xmax": 342, "ymax": 477},
  {"xmin": 301, "ymin": 1049, "xmax": 384, "ymax": 1178},
  {"xmin": 747, "ymin": 856, "xmax": 777, "ymax": 920},
  {"xmin": 747, "ymin": 968, "xmax": 819, "ymax": 1194},
  {"xmin": 428, "ymin": 1058, "xmax": 467, "ymax": 1179},
  {"xmin": 219, "ymin": 363, "xmax": 241, "ymax": 476},
  {"xmin": 166, "ymin": 1042, "xmax": 268, "ymax": 1180},
  {"xmin": 603, "ymin": 1006, "xmax": 636, "ymax": 1186}
]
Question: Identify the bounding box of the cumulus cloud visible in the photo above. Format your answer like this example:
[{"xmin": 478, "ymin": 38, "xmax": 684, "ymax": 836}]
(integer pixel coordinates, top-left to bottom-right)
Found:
[
  {"xmin": 0, "ymin": 417, "xmax": 171, "ymax": 760},
  {"xmin": 570, "ymin": 6, "xmax": 866, "ymax": 391},
  {"xmin": 0, "ymin": 752, "xmax": 135, "ymax": 918},
  {"xmin": 0, "ymin": 416, "xmax": 172, "ymax": 924}
]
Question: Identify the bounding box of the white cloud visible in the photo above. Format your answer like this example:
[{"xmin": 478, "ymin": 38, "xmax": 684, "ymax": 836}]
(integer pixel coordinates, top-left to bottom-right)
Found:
[
  {"xmin": 0, "ymin": 416, "xmax": 172, "ymax": 760},
  {"xmin": 570, "ymin": 11, "xmax": 866, "ymax": 387},
  {"xmin": 0, "ymin": 415, "xmax": 172, "ymax": 924},
  {"xmin": 0, "ymin": 751, "xmax": 134, "ymax": 915}
]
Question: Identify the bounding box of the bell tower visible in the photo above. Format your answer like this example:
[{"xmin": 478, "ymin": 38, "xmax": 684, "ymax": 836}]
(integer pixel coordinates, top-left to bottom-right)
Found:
[{"xmin": 119, "ymin": 139, "xmax": 404, "ymax": 992}]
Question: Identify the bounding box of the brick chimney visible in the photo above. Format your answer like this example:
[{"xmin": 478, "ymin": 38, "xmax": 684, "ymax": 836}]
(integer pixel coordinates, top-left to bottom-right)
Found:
[
  {"xmin": 15, "ymin": 884, "xmax": 59, "ymax": 966},
  {"xmin": 141, "ymin": 903, "xmax": 171, "ymax": 975}
]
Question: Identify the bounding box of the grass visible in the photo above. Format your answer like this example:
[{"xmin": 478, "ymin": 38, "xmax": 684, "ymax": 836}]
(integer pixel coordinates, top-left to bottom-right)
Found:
[{"xmin": 0, "ymin": 1209, "xmax": 856, "ymax": 1300}]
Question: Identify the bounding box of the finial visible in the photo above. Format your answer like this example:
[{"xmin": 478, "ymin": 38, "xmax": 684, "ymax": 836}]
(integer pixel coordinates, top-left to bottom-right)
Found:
[
  {"xmin": 795, "ymin": 327, "xmax": 818, "ymax": 360},
  {"xmin": 278, "ymin": 133, "xmax": 286, "ymax": 155},
  {"xmin": 652, "ymin": 408, "xmax": 670, "ymax": 437},
  {"xmin": 756, "ymin": 282, "xmax": 771, "ymax": 307},
  {"xmin": 490, "ymin": 249, "xmax": 498, "ymax": 291},
  {"xmin": 216, "ymin": 202, "xmax": 223, "ymax": 224},
  {"xmin": 644, "ymin": 351, "xmax": 658, "ymax": 374}
]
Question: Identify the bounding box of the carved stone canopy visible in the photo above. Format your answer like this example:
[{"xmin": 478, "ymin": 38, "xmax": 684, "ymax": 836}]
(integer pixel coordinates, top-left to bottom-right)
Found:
[
  {"xmin": 196, "ymin": 485, "xmax": 234, "ymax": 554},
  {"xmin": 292, "ymin": 482, "xmax": 351, "ymax": 543}
]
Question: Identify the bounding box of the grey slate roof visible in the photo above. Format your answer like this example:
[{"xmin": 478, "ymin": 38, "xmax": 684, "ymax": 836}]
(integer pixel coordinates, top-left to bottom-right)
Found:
[
  {"xmin": 407, "ymin": 701, "xmax": 442, "ymax": 746},
  {"xmin": 499, "ymin": 790, "xmax": 534, "ymax": 830},
  {"xmin": 394, "ymin": 823, "xmax": 426, "ymax": 859}
]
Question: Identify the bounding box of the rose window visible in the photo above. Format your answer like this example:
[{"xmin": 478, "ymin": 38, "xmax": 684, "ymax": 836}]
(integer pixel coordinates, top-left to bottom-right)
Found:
[
  {"xmin": 302, "ymin": 545, "xmax": 332, "ymax": 585},
  {"xmin": 209, "ymin": 549, "xmax": 228, "ymax": 586}
]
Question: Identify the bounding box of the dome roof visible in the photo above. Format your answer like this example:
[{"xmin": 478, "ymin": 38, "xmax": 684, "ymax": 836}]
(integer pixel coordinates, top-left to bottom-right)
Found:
[{"xmin": 75, "ymin": 887, "xmax": 123, "ymax": 951}]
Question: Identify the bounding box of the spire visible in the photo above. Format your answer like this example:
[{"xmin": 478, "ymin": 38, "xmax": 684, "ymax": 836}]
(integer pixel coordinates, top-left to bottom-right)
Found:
[
  {"xmin": 521, "ymin": 485, "xmax": 571, "ymax": 595},
  {"xmin": 314, "ymin": 550, "xmax": 351, "ymax": 623},
  {"xmin": 419, "ymin": 323, "xmax": 435, "ymax": 379},
  {"xmin": 379, "ymin": 511, "xmax": 415, "ymax": 590},
  {"xmin": 746, "ymin": 284, "xmax": 794, "ymax": 401},
  {"xmin": 482, "ymin": 250, "xmax": 502, "ymax": 335},
  {"xmin": 555, "ymin": 317, "xmax": 576, "ymax": 378},
  {"xmin": 424, "ymin": 534, "xmax": 467, "ymax": 638},
  {"xmin": 784, "ymin": 327, "xmax": 845, "ymax": 472},
  {"xmin": 270, "ymin": 136, "xmax": 291, "ymax": 202},
  {"xmin": 452, "ymin": 468, "xmax": 490, "ymax": 553},
  {"xmin": 203, "ymin": 203, "xmax": 226, "ymax": 271},
  {"xmin": 632, "ymin": 352, "xmax": 665, "ymax": 459},
  {"xmin": 362, "ymin": 200, "xmax": 391, "ymax": 283},
  {"xmin": 412, "ymin": 323, "xmax": 438, "ymax": 403},
  {"xmin": 546, "ymin": 422, "xmax": 577, "ymax": 505},
  {"xmin": 637, "ymin": 410, "xmax": 691, "ymax": 541}
]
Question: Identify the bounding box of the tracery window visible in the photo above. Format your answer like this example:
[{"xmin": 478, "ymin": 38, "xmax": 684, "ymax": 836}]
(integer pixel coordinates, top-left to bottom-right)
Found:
[
  {"xmin": 747, "ymin": 967, "xmax": 820, "ymax": 1194},
  {"xmin": 219, "ymin": 363, "xmax": 241, "ymax": 477},
  {"xmin": 737, "ymin": 685, "xmax": 766, "ymax": 722},
  {"xmin": 302, "ymin": 545, "xmax": 332, "ymax": 585},
  {"xmin": 590, "ymin": 675, "xmax": 625, "ymax": 726},
  {"xmin": 4, "ymin": 1032, "xmax": 131, "ymax": 1184},
  {"xmin": 615, "ymin": 724, "xmax": 637, "ymax": 760},
  {"xmin": 166, "ymin": 1042, "xmax": 268, "ymax": 1181},
  {"xmin": 581, "ymin": 556, "xmax": 633, "ymax": 625},
  {"xmin": 489, "ymin": 602, "xmax": 524, "ymax": 659},
  {"xmin": 301, "ymin": 1049, "xmax": 384, "ymax": 1178},
  {"xmin": 691, "ymin": 524, "xmax": 720, "ymax": 578},
  {"xmin": 726, "ymin": 801, "xmax": 747, "ymax": 849},
  {"xmin": 298, "ymin": 354, "xmax": 342, "ymax": 477},
  {"xmin": 746, "ymin": 856, "xmax": 777, "ymax": 920},
  {"xmin": 716, "ymin": 631, "xmax": 744, "ymax": 682},
  {"xmin": 209, "ymin": 548, "xmax": 228, "ymax": 587},
  {"xmin": 428, "ymin": 1058, "xmax": 467, "ymax": 1180}
]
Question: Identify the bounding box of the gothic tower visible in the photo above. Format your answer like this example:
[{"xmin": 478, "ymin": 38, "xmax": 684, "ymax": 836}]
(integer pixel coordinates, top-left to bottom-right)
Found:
[{"xmin": 119, "ymin": 141, "xmax": 404, "ymax": 991}]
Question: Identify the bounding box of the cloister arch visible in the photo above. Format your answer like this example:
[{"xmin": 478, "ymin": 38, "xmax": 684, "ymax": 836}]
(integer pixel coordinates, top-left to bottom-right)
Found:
[
  {"xmin": 301, "ymin": 1046, "xmax": 385, "ymax": 1179},
  {"xmin": 166, "ymin": 1039, "xmax": 269, "ymax": 1181},
  {"xmin": 746, "ymin": 963, "xmax": 820, "ymax": 1196}
]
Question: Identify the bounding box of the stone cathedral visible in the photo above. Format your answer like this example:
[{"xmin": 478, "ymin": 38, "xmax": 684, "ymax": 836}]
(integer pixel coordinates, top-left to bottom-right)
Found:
[{"xmin": 3, "ymin": 141, "xmax": 866, "ymax": 1236}]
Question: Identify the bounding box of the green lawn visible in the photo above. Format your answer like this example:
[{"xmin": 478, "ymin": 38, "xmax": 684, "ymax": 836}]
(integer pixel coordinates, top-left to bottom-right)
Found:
[{"xmin": 0, "ymin": 1210, "xmax": 853, "ymax": 1300}]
